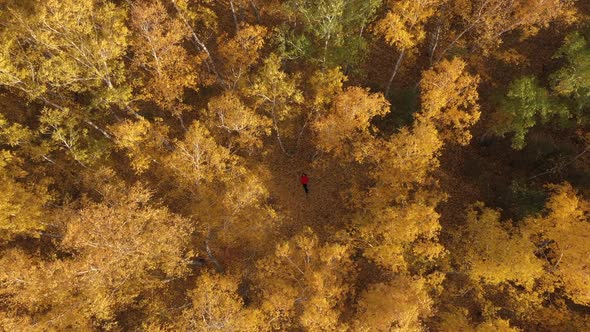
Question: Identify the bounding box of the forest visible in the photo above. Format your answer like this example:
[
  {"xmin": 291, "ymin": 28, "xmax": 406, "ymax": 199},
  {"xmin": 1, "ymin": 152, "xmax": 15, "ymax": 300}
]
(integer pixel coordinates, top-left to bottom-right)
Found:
[{"xmin": 0, "ymin": 0, "xmax": 589, "ymax": 331}]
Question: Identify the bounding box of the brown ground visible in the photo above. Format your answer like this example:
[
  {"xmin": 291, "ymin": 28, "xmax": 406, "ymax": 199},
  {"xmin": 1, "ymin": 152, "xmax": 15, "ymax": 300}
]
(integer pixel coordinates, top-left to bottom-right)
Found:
[{"xmin": 260, "ymin": 137, "xmax": 355, "ymax": 241}]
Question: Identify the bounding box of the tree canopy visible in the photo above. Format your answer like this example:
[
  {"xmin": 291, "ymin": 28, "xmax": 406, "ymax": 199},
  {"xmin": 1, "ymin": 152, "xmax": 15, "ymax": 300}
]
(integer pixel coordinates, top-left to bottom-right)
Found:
[{"xmin": 1, "ymin": 0, "xmax": 589, "ymax": 330}]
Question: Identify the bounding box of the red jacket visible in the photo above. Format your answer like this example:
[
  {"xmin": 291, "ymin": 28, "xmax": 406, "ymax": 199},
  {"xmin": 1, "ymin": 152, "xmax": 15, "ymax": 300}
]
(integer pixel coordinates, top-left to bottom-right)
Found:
[{"xmin": 300, "ymin": 175, "xmax": 309, "ymax": 185}]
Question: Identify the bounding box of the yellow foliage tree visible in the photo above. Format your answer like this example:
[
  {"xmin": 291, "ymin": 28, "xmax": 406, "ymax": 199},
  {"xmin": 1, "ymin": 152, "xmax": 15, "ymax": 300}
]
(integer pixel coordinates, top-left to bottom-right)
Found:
[
  {"xmin": 129, "ymin": 0, "xmax": 201, "ymax": 115},
  {"xmin": 374, "ymin": 0, "xmax": 442, "ymax": 50},
  {"xmin": 206, "ymin": 91, "xmax": 272, "ymax": 151},
  {"xmin": 109, "ymin": 117, "xmax": 170, "ymax": 174},
  {"xmin": 0, "ymin": 174, "xmax": 195, "ymax": 329},
  {"xmin": 373, "ymin": 0, "xmax": 443, "ymax": 95},
  {"xmin": 354, "ymin": 275, "xmax": 434, "ymax": 332},
  {"xmin": 254, "ymin": 228, "xmax": 354, "ymax": 330},
  {"xmin": 313, "ymin": 87, "xmax": 389, "ymax": 157},
  {"xmin": 218, "ymin": 24, "xmax": 268, "ymax": 87},
  {"xmin": 0, "ymin": 0, "xmax": 130, "ymax": 106},
  {"xmin": 157, "ymin": 121, "xmax": 277, "ymax": 267},
  {"xmin": 308, "ymin": 67, "xmax": 348, "ymax": 110},
  {"xmin": 60, "ymin": 180, "xmax": 195, "ymax": 326},
  {"xmin": 357, "ymin": 194, "xmax": 444, "ymax": 273},
  {"xmin": 179, "ymin": 271, "xmax": 266, "ymax": 331},
  {"xmin": 38, "ymin": 107, "xmax": 109, "ymax": 167},
  {"xmin": 367, "ymin": 122, "xmax": 443, "ymax": 203},
  {"xmin": 353, "ymin": 119, "xmax": 446, "ymax": 273},
  {"xmin": 217, "ymin": 168, "xmax": 277, "ymax": 248},
  {"xmin": 0, "ymin": 249, "xmax": 92, "ymax": 330},
  {"xmin": 460, "ymin": 203, "xmax": 544, "ymax": 289},
  {"xmin": 247, "ymin": 53, "xmax": 304, "ymax": 155},
  {"xmin": 445, "ymin": 0, "xmax": 578, "ymax": 56},
  {"xmin": 418, "ymin": 58, "xmax": 481, "ymax": 145},
  {"xmin": 164, "ymin": 120, "xmax": 237, "ymax": 185},
  {"xmin": 476, "ymin": 319, "xmax": 523, "ymax": 332},
  {"xmin": 436, "ymin": 306, "xmax": 522, "ymax": 332},
  {"xmin": 0, "ymin": 151, "xmax": 50, "ymax": 241},
  {"xmin": 525, "ymin": 183, "xmax": 590, "ymax": 306}
]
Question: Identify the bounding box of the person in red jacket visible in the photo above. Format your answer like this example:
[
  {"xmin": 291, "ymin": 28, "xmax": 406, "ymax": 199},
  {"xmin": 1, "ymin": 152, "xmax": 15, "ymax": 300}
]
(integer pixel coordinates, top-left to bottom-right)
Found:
[{"xmin": 300, "ymin": 173, "xmax": 309, "ymax": 194}]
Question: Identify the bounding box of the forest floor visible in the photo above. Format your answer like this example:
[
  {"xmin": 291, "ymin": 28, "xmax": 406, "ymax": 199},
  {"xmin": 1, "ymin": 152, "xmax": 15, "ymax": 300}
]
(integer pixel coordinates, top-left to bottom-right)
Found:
[{"xmin": 261, "ymin": 139, "xmax": 353, "ymax": 241}]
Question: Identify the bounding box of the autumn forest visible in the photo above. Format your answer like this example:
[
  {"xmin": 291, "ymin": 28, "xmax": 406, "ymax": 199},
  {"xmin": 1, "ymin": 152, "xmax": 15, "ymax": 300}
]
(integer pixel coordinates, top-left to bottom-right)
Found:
[{"xmin": 1, "ymin": 0, "xmax": 589, "ymax": 331}]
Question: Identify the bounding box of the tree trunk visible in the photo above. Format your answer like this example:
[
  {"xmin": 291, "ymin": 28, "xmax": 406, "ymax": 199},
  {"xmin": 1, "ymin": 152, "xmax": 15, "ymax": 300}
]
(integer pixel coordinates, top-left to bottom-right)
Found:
[
  {"xmin": 270, "ymin": 106, "xmax": 291, "ymax": 156},
  {"xmin": 429, "ymin": 25, "xmax": 441, "ymax": 65},
  {"xmin": 205, "ymin": 239, "xmax": 224, "ymax": 273},
  {"xmin": 385, "ymin": 49, "xmax": 406, "ymax": 97},
  {"xmin": 170, "ymin": 0, "xmax": 220, "ymax": 80},
  {"xmin": 248, "ymin": 0, "xmax": 261, "ymax": 22},
  {"xmin": 229, "ymin": 0, "xmax": 240, "ymax": 34}
]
